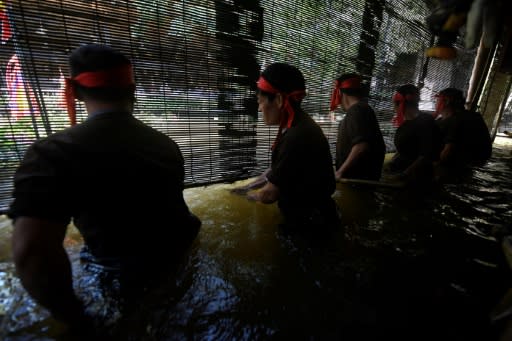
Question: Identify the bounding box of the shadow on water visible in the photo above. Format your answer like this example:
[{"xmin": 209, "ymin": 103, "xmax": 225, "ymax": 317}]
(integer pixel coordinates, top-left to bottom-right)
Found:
[{"xmin": 1, "ymin": 145, "xmax": 512, "ymax": 340}]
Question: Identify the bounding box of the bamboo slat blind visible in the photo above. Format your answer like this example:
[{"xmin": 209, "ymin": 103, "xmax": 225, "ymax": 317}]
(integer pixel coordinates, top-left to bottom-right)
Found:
[{"xmin": 0, "ymin": 0, "xmax": 475, "ymax": 213}]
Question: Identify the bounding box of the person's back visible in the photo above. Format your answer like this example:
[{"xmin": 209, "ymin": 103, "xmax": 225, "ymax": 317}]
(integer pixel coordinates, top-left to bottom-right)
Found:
[
  {"xmin": 9, "ymin": 44, "xmax": 200, "ymax": 331},
  {"xmin": 270, "ymin": 109, "xmax": 337, "ymax": 228},
  {"xmin": 394, "ymin": 113, "xmax": 443, "ymax": 169},
  {"xmin": 42, "ymin": 112, "xmax": 199, "ymax": 267},
  {"xmin": 240, "ymin": 62, "xmax": 340, "ymax": 232},
  {"xmin": 458, "ymin": 110, "xmax": 492, "ymax": 165},
  {"xmin": 331, "ymin": 74, "xmax": 385, "ymax": 181},
  {"xmin": 434, "ymin": 88, "xmax": 491, "ymax": 168},
  {"xmin": 335, "ymin": 101, "xmax": 385, "ymax": 180},
  {"xmin": 388, "ymin": 84, "xmax": 443, "ymax": 183}
]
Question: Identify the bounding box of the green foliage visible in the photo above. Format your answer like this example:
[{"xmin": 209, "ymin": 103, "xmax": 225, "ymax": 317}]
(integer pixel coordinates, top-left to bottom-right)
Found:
[{"xmin": 0, "ymin": 116, "xmax": 34, "ymax": 166}]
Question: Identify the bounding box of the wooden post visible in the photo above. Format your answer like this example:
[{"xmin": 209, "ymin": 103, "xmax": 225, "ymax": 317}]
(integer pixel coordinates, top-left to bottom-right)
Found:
[
  {"xmin": 474, "ymin": 20, "xmax": 512, "ymax": 140},
  {"xmin": 466, "ymin": 38, "xmax": 493, "ymax": 112}
]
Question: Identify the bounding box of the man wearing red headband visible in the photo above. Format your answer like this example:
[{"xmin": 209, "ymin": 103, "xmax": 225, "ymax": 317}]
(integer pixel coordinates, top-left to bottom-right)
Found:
[
  {"xmin": 9, "ymin": 44, "xmax": 201, "ymax": 333},
  {"xmin": 387, "ymin": 84, "xmax": 442, "ymax": 183},
  {"xmin": 234, "ymin": 63, "xmax": 339, "ymax": 232},
  {"xmin": 434, "ymin": 87, "xmax": 491, "ymax": 169},
  {"xmin": 330, "ymin": 73, "xmax": 385, "ymax": 181}
]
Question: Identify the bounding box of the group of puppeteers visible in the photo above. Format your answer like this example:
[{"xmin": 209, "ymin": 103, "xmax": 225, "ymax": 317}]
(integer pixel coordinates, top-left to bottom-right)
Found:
[{"xmin": 7, "ymin": 44, "xmax": 491, "ymax": 336}]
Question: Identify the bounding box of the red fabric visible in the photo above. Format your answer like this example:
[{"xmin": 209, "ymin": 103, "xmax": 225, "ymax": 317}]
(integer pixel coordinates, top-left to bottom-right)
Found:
[
  {"xmin": 64, "ymin": 77, "xmax": 77, "ymax": 126},
  {"xmin": 329, "ymin": 77, "xmax": 361, "ymax": 111},
  {"xmin": 5, "ymin": 54, "xmax": 40, "ymax": 121},
  {"xmin": 433, "ymin": 94, "xmax": 447, "ymax": 119},
  {"xmin": 330, "ymin": 81, "xmax": 342, "ymax": 112},
  {"xmin": 339, "ymin": 77, "xmax": 361, "ymax": 89},
  {"xmin": 392, "ymin": 92, "xmax": 406, "ymax": 127},
  {"xmin": 64, "ymin": 64, "xmax": 134, "ymax": 126},
  {"xmin": 391, "ymin": 92, "xmax": 420, "ymax": 127},
  {"xmin": 0, "ymin": 4, "xmax": 12, "ymax": 42},
  {"xmin": 256, "ymin": 76, "xmax": 279, "ymax": 94},
  {"xmin": 256, "ymin": 75, "xmax": 306, "ymax": 149}
]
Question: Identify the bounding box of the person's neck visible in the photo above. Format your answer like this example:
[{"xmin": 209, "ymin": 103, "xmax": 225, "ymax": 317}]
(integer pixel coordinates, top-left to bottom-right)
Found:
[
  {"xmin": 442, "ymin": 108, "xmax": 455, "ymax": 119},
  {"xmin": 344, "ymin": 96, "xmax": 360, "ymax": 110},
  {"xmin": 85, "ymin": 100, "xmax": 133, "ymax": 116},
  {"xmin": 404, "ymin": 108, "xmax": 419, "ymax": 120}
]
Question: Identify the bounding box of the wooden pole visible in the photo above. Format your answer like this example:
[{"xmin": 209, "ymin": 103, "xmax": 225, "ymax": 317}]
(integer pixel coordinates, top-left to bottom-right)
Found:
[{"xmin": 467, "ymin": 38, "xmax": 493, "ymax": 112}]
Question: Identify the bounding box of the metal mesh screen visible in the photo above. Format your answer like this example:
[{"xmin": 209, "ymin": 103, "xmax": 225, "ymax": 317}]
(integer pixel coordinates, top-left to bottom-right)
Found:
[{"xmin": 0, "ymin": 0, "xmax": 476, "ymax": 212}]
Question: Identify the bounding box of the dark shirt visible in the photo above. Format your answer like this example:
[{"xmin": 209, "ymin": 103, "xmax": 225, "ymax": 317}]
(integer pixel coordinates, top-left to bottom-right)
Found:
[
  {"xmin": 9, "ymin": 111, "xmax": 200, "ymax": 270},
  {"xmin": 267, "ymin": 111, "xmax": 338, "ymax": 229},
  {"xmin": 336, "ymin": 101, "xmax": 386, "ymax": 180},
  {"xmin": 391, "ymin": 113, "xmax": 443, "ymax": 174},
  {"xmin": 437, "ymin": 115, "xmax": 458, "ymax": 145},
  {"xmin": 437, "ymin": 110, "xmax": 492, "ymax": 166}
]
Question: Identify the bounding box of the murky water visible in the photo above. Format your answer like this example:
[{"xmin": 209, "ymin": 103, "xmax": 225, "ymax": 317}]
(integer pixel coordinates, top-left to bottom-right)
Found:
[{"xmin": 1, "ymin": 141, "xmax": 512, "ymax": 340}]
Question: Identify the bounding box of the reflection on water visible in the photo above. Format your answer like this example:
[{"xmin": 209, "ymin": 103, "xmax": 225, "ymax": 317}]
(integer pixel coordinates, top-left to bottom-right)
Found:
[{"xmin": 1, "ymin": 144, "xmax": 512, "ymax": 340}]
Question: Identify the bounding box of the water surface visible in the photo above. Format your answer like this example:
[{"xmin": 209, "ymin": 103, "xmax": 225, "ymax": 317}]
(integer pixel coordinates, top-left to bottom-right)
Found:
[{"xmin": 1, "ymin": 141, "xmax": 512, "ymax": 340}]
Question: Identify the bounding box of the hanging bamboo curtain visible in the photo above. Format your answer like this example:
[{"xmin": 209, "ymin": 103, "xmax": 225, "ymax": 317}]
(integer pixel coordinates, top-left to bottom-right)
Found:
[{"xmin": 0, "ymin": 0, "xmax": 475, "ymax": 213}]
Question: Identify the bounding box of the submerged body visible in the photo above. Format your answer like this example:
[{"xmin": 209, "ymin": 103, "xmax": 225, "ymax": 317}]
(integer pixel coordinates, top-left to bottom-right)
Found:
[
  {"xmin": 390, "ymin": 113, "xmax": 443, "ymax": 178},
  {"xmin": 331, "ymin": 73, "xmax": 385, "ymax": 181},
  {"xmin": 437, "ymin": 110, "xmax": 492, "ymax": 167},
  {"xmin": 3, "ymin": 143, "xmax": 512, "ymax": 339},
  {"xmin": 336, "ymin": 101, "xmax": 386, "ymax": 180},
  {"xmin": 387, "ymin": 85, "xmax": 443, "ymax": 184},
  {"xmin": 269, "ymin": 110, "xmax": 339, "ymax": 230},
  {"xmin": 239, "ymin": 63, "xmax": 340, "ymax": 231},
  {"xmin": 8, "ymin": 44, "xmax": 200, "ymax": 333},
  {"xmin": 10, "ymin": 111, "xmax": 200, "ymax": 271}
]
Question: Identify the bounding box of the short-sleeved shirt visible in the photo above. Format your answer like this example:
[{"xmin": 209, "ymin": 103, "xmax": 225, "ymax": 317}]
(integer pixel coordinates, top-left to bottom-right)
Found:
[
  {"xmin": 267, "ymin": 110, "xmax": 338, "ymax": 228},
  {"xmin": 437, "ymin": 110, "xmax": 492, "ymax": 166},
  {"xmin": 9, "ymin": 111, "xmax": 200, "ymax": 269},
  {"xmin": 391, "ymin": 113, "xmax": 443, "ymax": 172},
  {"xmin": 336, "ymin": 101, "xmax": 386, "ymax": 180},
  {"xmin": 437, "ymin": 115, "xmax": 458, "ymax": 145}
]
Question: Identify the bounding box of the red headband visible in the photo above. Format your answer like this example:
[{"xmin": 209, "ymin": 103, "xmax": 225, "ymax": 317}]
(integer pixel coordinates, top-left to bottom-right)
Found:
[
  {"xmin": 257, "ymin": 75, "xmax": 306, "ymax": 149},
  {"xmin": 329, "ymin": 77, "xmax": 361, "ymax": 111},
  {"xmin": 64, "ymin": 64, "xmax": 135, "ymax": 125},
  {"xmin": 433, "ymin": 94, "xmax": 448, "ymax": 119},
  {"xmin": 391, "ymin": 92, "xmax": 419, "ymax": 127}
]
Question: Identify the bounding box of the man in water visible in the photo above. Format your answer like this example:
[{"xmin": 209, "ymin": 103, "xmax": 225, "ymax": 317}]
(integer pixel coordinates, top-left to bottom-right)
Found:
[
  {"xmin": 434, "ymin": 87, "xmax": 492, "ymax": 167},
  {"xmin": 387, "ymin": 84, "xmax": 443, "ymax": 183},
  {"xmin": 233, "ymin": 63, "xmax": 339, "ymax": 232},
  {"xmin": 330, "ymin": 73, "xmax": 385, "ymax": 181},
  {"xmin": 9, "ymin": 44, "xmax": 200, "ymax": 332}
]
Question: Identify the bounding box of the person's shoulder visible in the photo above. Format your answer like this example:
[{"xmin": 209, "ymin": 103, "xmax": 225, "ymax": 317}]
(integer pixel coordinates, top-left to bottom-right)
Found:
[
  {"xmin": 286, "ymin": 113, "xmax": 321, "ymax": 139},
  {"xmin": 348, "ymin": 100, "xmax": 369, "ymax": 112},
  {"xmin": 464, "ymin": 110, "xmax": 485, "ymax": 121},
  {"xmin": 418, "ymin": 112, "xmax": 434, "ymax": 119},
  {"xmin": 441, "ymin": 114, "xmax": 458, "ymax": 124},
  {"xmin": 416, "ymin": 112, "xmax": 437, "ymax": 124},
  {"xmin": 349, "ymin": 101, "xmax": 377, "ymax": 118},
  {"xmin": 17, "ymin": 130, "xmax": 75, "ymax": 171},
  {"xmin": 29, "ymin": 126, "xmax": 78, "ymax": 152},
  {"xmin": 132, "ymin": 117, "xmax": 180, "ymax": 141}
]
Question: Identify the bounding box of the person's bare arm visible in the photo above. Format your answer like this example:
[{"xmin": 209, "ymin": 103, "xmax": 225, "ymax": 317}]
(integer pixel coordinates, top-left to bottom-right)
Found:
[
  {"xmin": 12, "ymin": 217, "xmax": 86, "ymax": 326},
  {"xmin": 336, "ymin": 142, "xmax": 369, "ymax": 180},
  {"xmin": 439, "ymin": 143, "xmax": 455, "ymax": 164},
  {"xmin": 246, "ymin": 181, "xmax": 280, "ymax": 204},
  {"xmin": 402, "ymin": 155, "xmax": 429, "ymax": 179},
  {"xmin": 231, "ymin": 168, "xmax": 270, "ymax": 195}
]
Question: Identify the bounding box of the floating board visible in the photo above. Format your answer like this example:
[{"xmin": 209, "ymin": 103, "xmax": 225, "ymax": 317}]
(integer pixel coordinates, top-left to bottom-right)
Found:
[
  {"xmin": 337, "ymin": 153, "xmax": 405, "ymax": 188},
  {"xmin": 337, "ymin": 177, "xmax": 405, "ymax": 189}
]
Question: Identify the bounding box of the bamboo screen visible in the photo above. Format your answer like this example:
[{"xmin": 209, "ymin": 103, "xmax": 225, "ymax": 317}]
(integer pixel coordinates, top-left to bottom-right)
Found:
[{"xmin": 0, "ymin": 0, "xmax": 475, "ymax": 213}]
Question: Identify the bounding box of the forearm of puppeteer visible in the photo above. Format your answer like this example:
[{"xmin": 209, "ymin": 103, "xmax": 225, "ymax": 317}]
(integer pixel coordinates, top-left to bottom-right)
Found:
[
  {"xmin": 254, "ymin": 181, "xmax": 280, "ymax": 204},
  {"xmin": 12, "ymin": 217, "xmax": 85, "ymax": 325}
]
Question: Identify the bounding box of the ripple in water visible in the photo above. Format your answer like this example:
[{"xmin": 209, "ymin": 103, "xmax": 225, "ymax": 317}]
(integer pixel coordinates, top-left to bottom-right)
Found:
[{"xmin": 1, "ymin": 148, "xmax": 512, "ymax": 339}]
